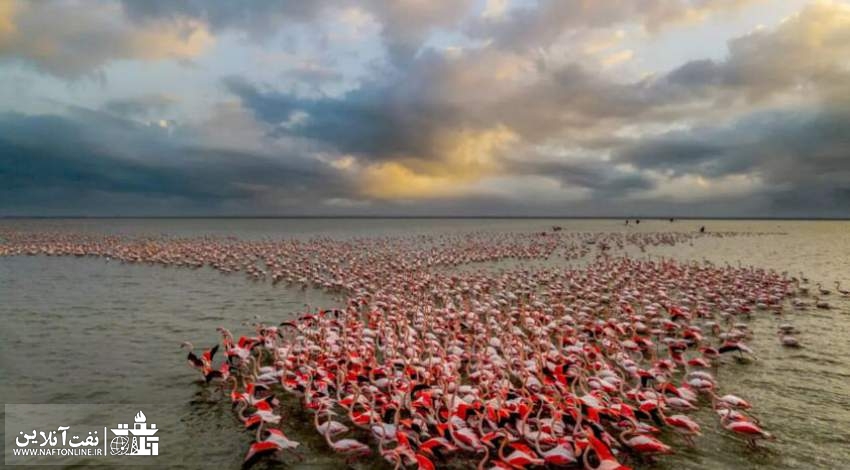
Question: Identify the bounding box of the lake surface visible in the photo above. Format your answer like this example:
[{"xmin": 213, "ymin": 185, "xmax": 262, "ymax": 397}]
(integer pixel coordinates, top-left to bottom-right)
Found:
[{"xmin": 1, "ymin": 218, "xmax": 849, "ymax": 469}]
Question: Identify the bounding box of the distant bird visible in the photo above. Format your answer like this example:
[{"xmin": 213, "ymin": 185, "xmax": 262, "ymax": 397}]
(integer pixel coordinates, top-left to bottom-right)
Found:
[
  {"xmin": 779, "ymin": 334, "xmax": 800, "ymax": 348},
  {"xmin": 777, "ymin": 324, "xmax": 796, "ymax": 334}
]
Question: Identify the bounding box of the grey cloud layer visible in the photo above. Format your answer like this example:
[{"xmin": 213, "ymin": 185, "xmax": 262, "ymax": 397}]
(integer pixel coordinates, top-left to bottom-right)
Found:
[
  {"xmin": 119, "ymin": 0, "xmax": 330, "ymax": 35},
  {"xmin": 104, "ymin": 94, "xmax": 178, "ymax": 118},
  {"xmin": 0, "ymin": 109, "xmax": 350, "ymax": 215},
  {"xmin": 1, "ymin": 1, "xmax": 849, "ymax": 216},
  {"xmin": 466, "ymin": 0, "xmax": 760, "ymax": 51},
  {"xmin": 119, "ymin": 0, "xmax": 475, "ymax": 65}
]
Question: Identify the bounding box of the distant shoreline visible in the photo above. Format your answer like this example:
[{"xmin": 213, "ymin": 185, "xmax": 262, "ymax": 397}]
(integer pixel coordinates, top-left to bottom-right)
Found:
[{"xmin": 1, "ymin": 216, "xmax": 849, "ymax": 221}]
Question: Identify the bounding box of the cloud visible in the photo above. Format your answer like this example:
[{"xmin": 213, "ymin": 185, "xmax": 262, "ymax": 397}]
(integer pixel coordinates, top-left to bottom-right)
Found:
[
  {"xmin": 230, "ymin": 68, "xmax": 523, "ymax": 200},
  {"xmin": 661, "ymin": 1, "xmax": 850, "ymax": 102},
  {"xmin": 224, "ymin": 0, "xmax": 850, "ymax": 214},
  {"xmin": 103, "ymin": 93, "xmax": 178, "ymax": 118},
  {"xmin": 2, "ymin": 1, "xmax": 850, "ymax": 216},
  {"xmin": 0, "ymin": 107, "xmax": 351, "ymax": 215},
  {"xmin": 616, "ymin": 105, "xmax": 850, "ymax": 213},
  {"xmin": 466, "ymin": 0, "xmax": 761, "ymax": 52},
  {"xmin": 225, "ymin": 74, "xmax": 449, "ymax": 160},
  {"xmin": 361, "ymin": 0, "xmax": 476, "ymax": 65},
  {"xmin": 359, "ymin": 126, "xmax": 518, "ymax": 199},
  {"xmin": 0, "ymin": 0, "xmax": 213, "ymax": 78},
  {"xmin": 482, "ymin": 0, "xmax": 509, "ymax": 20},
  {"xmin": 618, "ymin": 137, "xmax": 733, "ymax": 177},
  {"xmin": 509, "ymin": 156, "xmax": 657, "ymax": 198},
  {"xmin": 0, "ymin": 0, "xmax": 16, "ymax": 43},
  {"xmin": 119, "ymin": 0, "xmax": 333, "ymax": 36},
  {"xmin": 121, "ymin": 0, "xmax": 477, "ymax": 67}
]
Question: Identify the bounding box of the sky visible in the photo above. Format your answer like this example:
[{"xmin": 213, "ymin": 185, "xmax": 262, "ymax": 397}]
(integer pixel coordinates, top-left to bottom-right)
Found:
[{"xmin": 1, "ymin": 0, "xmax": 849, "ymax": 217}]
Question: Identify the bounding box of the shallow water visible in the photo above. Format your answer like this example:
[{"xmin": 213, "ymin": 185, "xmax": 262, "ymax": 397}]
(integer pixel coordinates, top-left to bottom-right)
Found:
[{"xmin": 1, "ymin": 218, "xmax": 849, "ymax": 469}]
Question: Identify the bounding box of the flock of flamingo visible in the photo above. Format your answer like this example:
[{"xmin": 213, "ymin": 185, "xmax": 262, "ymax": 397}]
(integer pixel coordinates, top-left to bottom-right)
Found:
[{"xmin": 2, "ymin": 227, "xmax": 845, "ymax": 469}]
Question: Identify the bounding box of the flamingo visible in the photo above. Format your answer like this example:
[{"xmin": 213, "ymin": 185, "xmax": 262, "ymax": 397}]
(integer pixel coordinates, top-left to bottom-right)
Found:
[
  {"xmin": 720, "ymin": 414, "xmax": 774, "ymax": 447},
  {"xmin": 499, "ymin": 440, "xmax": 545, "ymax": 468},
  {"xmin": 712, "ymin": 393, "xmax": 752, "ymax": 410},
  {"xmin": 325, "ymin": 434, "xmax": 371, "ymax": 460},
  {"xmin": 658, "ymin": 407, "xmax": 701, "ymax": 446},
  {"xmin": 316, "ymin": 409, "xmax": 371, "ymax": 461},
  {"xmin": 181, "ymin": 342, "xmax": 218, "ymax": 370},
  {"xmin": 2, "ymin": 227, "xmax": 799, "ymax": 469},
  {"xmin": 239, "ymin": 400, "xmax": 281, "ymax": 433},
  {"xmin": 619, "ymin": 423, "xmax": 673, "ymax": 457},
  {"xmin": 779, "ymin": 334, "xmax": 800, "ymax": 348},
  {"xmin": 813, "ymin": 296, "xmax": 831, "ymax": 309},
  {"xmin": 243, "ymin": 428, "xmax": 300, "ymax": 465},
  {"xmin": 582, "ymin": 430, "xmax": 632, "ymax": 470}
]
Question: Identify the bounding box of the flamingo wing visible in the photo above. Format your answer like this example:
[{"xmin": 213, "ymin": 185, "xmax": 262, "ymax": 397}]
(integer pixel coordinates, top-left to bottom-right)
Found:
[
  {"xmin": 415, "ymin": 453, "xmax": 436, "ymax": 470},
  {"xmin": 187, "ymin": 351, "xmax": 204, "ymax": 369},
  {"xmin": 244, "ymin": 441, "xmax": 280, "ymax": 465}
]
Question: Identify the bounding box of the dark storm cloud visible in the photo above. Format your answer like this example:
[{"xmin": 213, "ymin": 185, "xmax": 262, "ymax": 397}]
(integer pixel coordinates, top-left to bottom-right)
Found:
[
  {"xmin": 752, "ymin": 109, "xmax": 850, "ymax": 194},
  {"xmin": 225, "ymin": 73, "xmax": 458, "ymax": 160},
  {"xmin": 119, "ymin": 0, "xmax": 332, "ymax": 35},
  {"xmin": 618, "ymin": 138, "xmax": 734, "ymax": 177},
  {"xmin": 103, "ymin": 94, "xmax": 178, "ymax": 118},
  {"xmin": 665, "ymin": 59, "xmax": 722, "ymax": 88},
  {"xmin": 0, "ymin": 110, "xmax": 349, "ymax": 215},
  {"xmin": 226, "ymin": 53, "xmax": 669, "ymax": 166},
  {"xmin": 507, "ymin": 156, "xmax": 656, "ymax": 197},
  {"xmin": 617, "ymin": 106, "xmax": 850, "ymax": 212},
  {"xmin": 0, "ymin": 114, "xmax": 207, "ymax": 198},
  {"xmin": 557, "ymin": 165, "xmax": 655, "ymax": 197}
]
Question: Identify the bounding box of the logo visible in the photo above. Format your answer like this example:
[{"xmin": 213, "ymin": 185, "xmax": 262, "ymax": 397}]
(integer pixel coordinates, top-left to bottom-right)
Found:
[
  {"xmin": 9, "ymin": 406, "xmax": 161, "ymax": 463},
  {"xmin": 109, "ymin": 411, "xmax": 159, "ymax": 456}
]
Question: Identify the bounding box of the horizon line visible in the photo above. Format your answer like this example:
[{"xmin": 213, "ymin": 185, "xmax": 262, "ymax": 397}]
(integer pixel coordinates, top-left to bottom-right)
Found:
[{"xmin": 2, "ymin": 215, "xmax": 849, "ymax": 221}]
